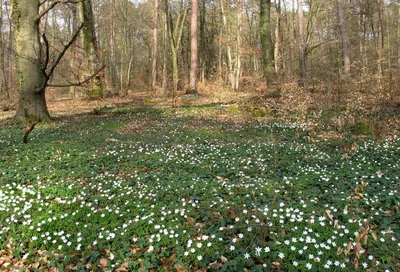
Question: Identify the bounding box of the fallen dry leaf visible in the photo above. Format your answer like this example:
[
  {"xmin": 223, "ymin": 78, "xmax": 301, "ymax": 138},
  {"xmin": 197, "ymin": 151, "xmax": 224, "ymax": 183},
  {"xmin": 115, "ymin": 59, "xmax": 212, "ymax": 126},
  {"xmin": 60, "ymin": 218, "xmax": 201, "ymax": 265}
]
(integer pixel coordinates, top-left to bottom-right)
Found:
[
  {"xmin": 174, "ymin": 264, "xmax": 188, "ymax": 272},
  {"xmin": 100, "ymin": 258, "xmax": 108, "ymax": 267},
  {"xmin": 115, "ymin": 267, "xmax": 128, "ymax": 272}
]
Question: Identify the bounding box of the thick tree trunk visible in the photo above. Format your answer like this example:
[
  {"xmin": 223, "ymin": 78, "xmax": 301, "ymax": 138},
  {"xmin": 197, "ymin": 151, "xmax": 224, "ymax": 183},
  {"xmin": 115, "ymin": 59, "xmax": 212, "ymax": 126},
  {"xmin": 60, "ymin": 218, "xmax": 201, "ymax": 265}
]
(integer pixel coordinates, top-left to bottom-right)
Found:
[
  {"xmin": 14, "ymin": 0, "xmax": 50, "ymax": 122},
  {"xmin": 151, "ymin": 0, "xmax": 159, "ymax": 91},
  {"xmin": 260, "ymin": 0, "xmax": 274, "ymax": 86},
  {"xmin": 188, "ymin": 0, "xmax": 198, "ymax": 94},
  {"xmin": 80, "ymin": 0, "xmax": 104, "ymax": 97},
  {"xmin": 337, "ymin": 0, "xmax": 350, "ymax": 78}
]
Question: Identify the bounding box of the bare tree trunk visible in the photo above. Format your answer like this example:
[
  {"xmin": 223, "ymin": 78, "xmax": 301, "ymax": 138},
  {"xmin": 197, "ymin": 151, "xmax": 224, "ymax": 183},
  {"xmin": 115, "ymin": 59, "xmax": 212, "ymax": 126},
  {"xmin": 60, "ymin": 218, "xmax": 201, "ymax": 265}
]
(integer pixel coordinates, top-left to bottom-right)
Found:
[
  {"xmin": 14, "ymin": 0, "xmax": 50, "ymax": 121},
  {"xmin": 218, "ymin": 28, "xmax": 223, "ymax": 82},
  {"xmin": 165, "ymin": 0, "xmax": 188, "ymax": 93},
  {"xmin": 220, "ymin": 0, "xmax": 234, "ymax": 88},
  {"xmin": 274, "ymin": 0, "xmax": 281, "ymax": 74},
  {"xmin": 358, "ymin": 2, "xmax": 366, "ymax": 88},
  {"xmin": 6, "ymin": 2, "xmax": 13, "ymax": 98},
  {"xmin": 337, "ymin": 0, "xmax": 350, "ymax": 78},
  {"xmin": 69, "ymin": 5, "xmax": 79, "ymax": 99},
  {"xmin": 398, "ymin": 2, "xmax": 400, "ymax": 73},
  {"xmin": 234, "ymin": 0, "xmax": 242, "ymax": 91},
  {"xmin": 151, "ymin": 0, "xmax": 159, "ymax": 91},
  {"xmin": 297, "ymin": 0, "xmax": 306, "ymax": 88},
  {"xmin": 188, "ymin": 0, "xmax": 198, "ymax": 94},
  {"xmin": 109, "ymin": 0, "xmax": 117, "ymax": 88},
  {"xmin": 199, "ymin": 0, "xmax": 206, "ymax": 83},
  {"xmin": 80, "ymin": 0, "xmax": 104, "ymax": 97},
  {"xmin": 162, "ymin": 10, "xmax": 168, "ymax": 94},
  {"xmin": 260, "ymin": 0, "xmax": 274, "ymax": 86},
  {"xmin": 0, "ymin": 1, "xmax": 9, "ymax": 98},
  {"xmin": 377, "ymin": 0, "xmax": 384, "ymax": 91}
]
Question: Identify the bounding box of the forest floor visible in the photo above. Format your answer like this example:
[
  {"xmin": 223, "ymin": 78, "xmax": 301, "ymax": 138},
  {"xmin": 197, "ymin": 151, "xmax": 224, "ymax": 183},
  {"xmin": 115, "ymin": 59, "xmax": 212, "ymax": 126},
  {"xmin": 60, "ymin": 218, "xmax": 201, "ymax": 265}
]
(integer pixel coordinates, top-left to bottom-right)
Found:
[{"xmin": 0, "ymin": 85, "xmax": 399, "ymax": 271}]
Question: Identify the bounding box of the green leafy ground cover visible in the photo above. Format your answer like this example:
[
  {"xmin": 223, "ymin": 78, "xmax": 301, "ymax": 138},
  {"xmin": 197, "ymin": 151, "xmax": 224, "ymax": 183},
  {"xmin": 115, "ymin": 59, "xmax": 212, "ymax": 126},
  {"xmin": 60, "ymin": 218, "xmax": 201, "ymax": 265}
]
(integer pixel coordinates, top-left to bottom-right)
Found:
[{"xmin": 0, "ymin": 106, "xmax": 399, "ymax": 271}]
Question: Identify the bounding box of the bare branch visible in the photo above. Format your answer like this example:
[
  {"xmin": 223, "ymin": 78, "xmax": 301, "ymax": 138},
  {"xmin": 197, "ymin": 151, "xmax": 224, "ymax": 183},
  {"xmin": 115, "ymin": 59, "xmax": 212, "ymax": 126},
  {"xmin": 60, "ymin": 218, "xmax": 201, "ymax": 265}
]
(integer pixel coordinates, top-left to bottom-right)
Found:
[
  {"xmin": 46, "ymin": 23, "xmax": 84, "ymax": 80},
  {"xmin": 42, "ymin": 32, "xmax": 50, "ymax": 73},
  {"xmin": 22, "ymin": 109, "xmax": 37, "ymax": 144},
  {"xmin": 38, "ymin": 0, "xmax": 84, "ymax": 20},
  {"xmin": 47, "ymin": 65, "xmax": 105, "ymax": 88},
  {"xmin": 305, "ymin": 40, "xmax": 335, "ymax": 56},
  {"xmin": 38, "ymin": 1, "xmax": 60, "ymax": 20}
]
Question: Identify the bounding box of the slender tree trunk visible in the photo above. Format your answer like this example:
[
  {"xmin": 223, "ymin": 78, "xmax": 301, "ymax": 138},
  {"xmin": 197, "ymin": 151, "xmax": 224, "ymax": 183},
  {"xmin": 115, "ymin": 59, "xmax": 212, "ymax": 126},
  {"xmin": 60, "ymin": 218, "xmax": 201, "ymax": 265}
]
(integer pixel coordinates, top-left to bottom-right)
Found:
[
  {"xmin": 234, "ymin": 0, "xmax": 242, "ymax": 91},
  {"xmin": 14, "ymin": 0, "xmax": 50, "ymax": 121},
  {"xmin": 188, "ymin": 0, "xmax": 198, "ymax": 94},
  {"xmin": 358, "ymin": 3, "xmax": 366, "ymax": 87},
  {"xmin": 109, "ymin": 0, "xmax": 117, "ymax": 88},
  {"xmin": 199, "ymin": 0, "xmax": 206, "ymax": 83},
  {"xmin": 260, "ymin": 0, "xmax": 274, "ymax": 86},
  {"xmin": 337, "ymin": 0, "xmax": 350, "ymax": 78},
  {"xmin": 274, "ymin": 0, "xmax": 281, "ymax": 74},
  {"xmin": 6, "ymin": 2, "xmax": 13, "ymax": 98},
  {"xmin": 218, "ymin": 28, "xmax": 223, "ymax": 82},
  {"xmin": 377, "ymin": 0, "xmax": 384, "ymax": 90},
  {"xmin": 162, "ymin": 10, "xmax": 168, "ymax": 94},
  {"xmin": 0, "ymin": 1, "xmax": 9, "ymax": 98},
  {"xmin": 378, "ymin": 0, "xmax": 385, "ymax": 77},
  {"xmin": 127, "ymin": 56, "xmax": 133, "ymax": 90},
  {"xmin": 398, "ymin": 2, "xmax": 400, "ymax": 73},
  {"xmin": 69, "ymin": 5, "xmax": 79, "ymax": 99},
  {"xmin": 220, "ymin": 0, "xmax": 234, "ymax": 88},
  {"xmin": 166, "ymin": 0, "xmax": 188, "ymax": 92},
  {"xmin": 151, "ymin": 0, "xmax": 159, "ymax": 91},
  {"xmin": 297, "ymin": 0, "xmax": 306, "ymax": 88}
]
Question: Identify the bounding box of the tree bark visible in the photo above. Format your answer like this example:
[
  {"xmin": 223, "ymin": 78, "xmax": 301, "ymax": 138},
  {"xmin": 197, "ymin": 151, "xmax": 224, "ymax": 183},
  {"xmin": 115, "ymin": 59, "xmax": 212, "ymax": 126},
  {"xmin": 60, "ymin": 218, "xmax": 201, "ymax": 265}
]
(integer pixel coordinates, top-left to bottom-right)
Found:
[
  {"xmin": 274, "ymin": 0, "xmax": 281, "ymax": 74},
  {"xmin": 220, "ymin": 0, "xmax": 234, "ymax": 88},
  {"xmin": 165, "ymin": 0, "xmax": 188, "ymax": 93},
  {"xmin": 297, "ymin": 0, "xmax": 306, "ymax": 88},
  {"xmin": 199, "ymin": 0, "xmax": 206, "ymax": 83},
  {"xmin": 377, "ymin": 0, "xmax": 384, "ymax": 87},
  {"xmin": 14, "ymin": 0, "xmax": 50, "ymax": 122},
  {"xmin": 188, "ymin": 0, "xmax": 198, "ymax": 94},
  {"xmin": 0, "ymin": 1, "xmax": 9, "ymax": 98},
  {"xmin": 162, "ymin": 10, "xmax": 168, "ymax": 94},
  {"xmin": 337, "ymin": 0, "xmax": 350, "ymax": 78},
  {"xmin": 79, "ymin": 0, "xmax": 104, "ymax": 97},
  {"xmin": 151, "ymin": 0, "xmax": 159, "ymax": 91},
  {"xmin": 398, "ymin": 2, "xmax": 400, "ymax": 73},
  {"xmin": 69, "ymin": 5, "xmax": 79, "ymax": 99},
  {"xmin": 234, "ymin": 0, "xmax": 242, "ymax": 91},
  {"xmin": 260, "ymin": 0, "xmax": 274, "ymax": 86}
]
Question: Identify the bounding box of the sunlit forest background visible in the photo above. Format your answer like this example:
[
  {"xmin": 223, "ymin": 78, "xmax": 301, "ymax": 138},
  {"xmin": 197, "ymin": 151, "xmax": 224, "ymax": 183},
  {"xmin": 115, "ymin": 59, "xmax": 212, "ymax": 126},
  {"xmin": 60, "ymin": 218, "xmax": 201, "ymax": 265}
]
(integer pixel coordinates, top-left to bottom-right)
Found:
[{"xmin": 1, "ymin": 0, "xmax": 400, "ymax": 103}]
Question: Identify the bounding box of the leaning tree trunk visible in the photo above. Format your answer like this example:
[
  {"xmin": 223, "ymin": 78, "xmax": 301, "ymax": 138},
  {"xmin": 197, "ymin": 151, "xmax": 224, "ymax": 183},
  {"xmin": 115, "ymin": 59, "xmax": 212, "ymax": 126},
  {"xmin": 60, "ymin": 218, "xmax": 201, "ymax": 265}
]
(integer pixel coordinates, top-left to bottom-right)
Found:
[{"xmin": 14, "ymin": 0, "xmax": 50, "ymax": 122}]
